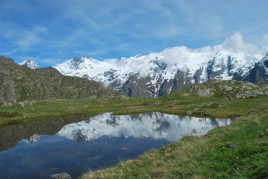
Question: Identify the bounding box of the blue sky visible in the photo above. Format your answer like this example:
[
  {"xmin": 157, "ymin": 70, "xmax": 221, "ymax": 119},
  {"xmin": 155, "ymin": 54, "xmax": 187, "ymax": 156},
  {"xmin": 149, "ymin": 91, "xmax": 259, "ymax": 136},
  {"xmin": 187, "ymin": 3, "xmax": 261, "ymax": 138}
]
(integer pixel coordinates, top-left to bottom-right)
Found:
[{"xmin": 1, "ymin": 0, "xmax": 268, "ymax": 66}]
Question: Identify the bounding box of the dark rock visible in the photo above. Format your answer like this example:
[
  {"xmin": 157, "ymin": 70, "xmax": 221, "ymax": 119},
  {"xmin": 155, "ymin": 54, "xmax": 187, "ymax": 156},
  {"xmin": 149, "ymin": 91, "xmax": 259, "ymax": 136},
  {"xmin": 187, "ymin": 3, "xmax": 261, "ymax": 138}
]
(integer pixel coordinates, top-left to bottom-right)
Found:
[
  {"xmin": 261, "ymin": 142, "xmax": 268, "ymax": 147},
  {"xmin": 258, "ymin": 133, "xmax": 266, "ymax": 138},
  {"xmin": 49, "ymin": 172, "xmax": 72, "ymax": 179},
  {"xmin": 119, "ymin": 69, "xmax": 194, "ymax": 97},
  {"xmin": 120, "ymin": 75, "xmax": 155, "ymax": 97},
  {"xmin": 181, "ymin": 80, "xmax": 268, "ymax": 99},
  {"xmin": 244, "ymin": 55, "xmax": 268, "ymax": 84},
  {"xmin": 257, "ymin": 167, "xmax": 268, "ymax": 179},
  {"xmin": 197, "ymin": 88, "xmax": 213, "ymax": 97}
]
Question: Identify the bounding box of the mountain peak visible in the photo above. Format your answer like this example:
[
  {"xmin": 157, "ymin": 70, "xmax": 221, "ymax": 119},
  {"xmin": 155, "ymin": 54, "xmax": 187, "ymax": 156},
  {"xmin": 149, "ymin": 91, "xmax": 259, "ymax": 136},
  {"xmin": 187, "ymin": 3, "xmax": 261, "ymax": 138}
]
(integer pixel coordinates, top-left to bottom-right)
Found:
[{"xmin": 19, "ymin": 59, "xmax": 38, "ymax": 69}]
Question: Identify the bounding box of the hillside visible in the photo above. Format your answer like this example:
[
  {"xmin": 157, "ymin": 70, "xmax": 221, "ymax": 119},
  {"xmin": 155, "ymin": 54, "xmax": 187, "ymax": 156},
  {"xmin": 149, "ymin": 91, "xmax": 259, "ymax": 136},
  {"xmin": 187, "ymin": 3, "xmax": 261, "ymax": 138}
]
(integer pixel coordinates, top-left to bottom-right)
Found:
[
  {"xmin": 174, "ymin": 80, "xmax": 268, "ymax": 99},
  {"xmin": 0, "ymin": 56, "xmax": 118, "ymax": 103}
]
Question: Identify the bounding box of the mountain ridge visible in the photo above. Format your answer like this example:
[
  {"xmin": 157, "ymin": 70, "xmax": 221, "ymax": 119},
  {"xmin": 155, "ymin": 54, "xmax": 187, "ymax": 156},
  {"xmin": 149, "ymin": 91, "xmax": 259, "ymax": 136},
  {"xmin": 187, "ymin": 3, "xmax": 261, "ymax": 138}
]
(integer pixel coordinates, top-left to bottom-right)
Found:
[
  {"xmin": 0, "ymin": 56, "xmax": 118, "ymax": 103},
  {"xmin": 54, "ymin": 34, "xmax": 268, "ymax": 97}
]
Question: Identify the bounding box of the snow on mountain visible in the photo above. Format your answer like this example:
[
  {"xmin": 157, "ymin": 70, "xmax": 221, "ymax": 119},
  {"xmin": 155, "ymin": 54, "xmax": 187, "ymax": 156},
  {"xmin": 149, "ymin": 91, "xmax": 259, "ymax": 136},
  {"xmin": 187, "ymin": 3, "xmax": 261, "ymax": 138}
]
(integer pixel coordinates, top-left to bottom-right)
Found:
[
  {"xmin": 57, "ymin": 112, "xmax": 232, "ymax": 142},
  {"xmin": 54, "ymin": 33, "xmax": 265, "ymax": 96},
  {"xmin": 19, "ymin": 59, "xmax": 39, "ymax": 69},
  {"xmin": 22, "ymin": 134, "xmax": 41, "ymax": 144},
  {"xmin": 260, "ymin": 53, "xmax": 268, "ymax": 75}
]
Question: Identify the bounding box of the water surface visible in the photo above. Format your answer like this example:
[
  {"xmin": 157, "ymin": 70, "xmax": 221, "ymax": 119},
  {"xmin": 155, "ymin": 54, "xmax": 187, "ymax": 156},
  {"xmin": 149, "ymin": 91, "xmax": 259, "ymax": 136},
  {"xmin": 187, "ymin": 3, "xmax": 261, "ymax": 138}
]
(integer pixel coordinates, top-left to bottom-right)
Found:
[{"xmin": 0, "ymin": 112, "xmax": 233, "ymax": 179}]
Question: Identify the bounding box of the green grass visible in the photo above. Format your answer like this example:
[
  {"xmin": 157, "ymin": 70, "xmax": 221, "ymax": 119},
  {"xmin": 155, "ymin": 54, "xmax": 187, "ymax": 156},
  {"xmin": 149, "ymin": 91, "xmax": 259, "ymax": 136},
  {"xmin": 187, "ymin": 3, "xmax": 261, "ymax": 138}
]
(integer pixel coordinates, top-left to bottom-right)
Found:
[{"xmin": 1, "ymin": 95, "xmax": 267, "ymax": 127}]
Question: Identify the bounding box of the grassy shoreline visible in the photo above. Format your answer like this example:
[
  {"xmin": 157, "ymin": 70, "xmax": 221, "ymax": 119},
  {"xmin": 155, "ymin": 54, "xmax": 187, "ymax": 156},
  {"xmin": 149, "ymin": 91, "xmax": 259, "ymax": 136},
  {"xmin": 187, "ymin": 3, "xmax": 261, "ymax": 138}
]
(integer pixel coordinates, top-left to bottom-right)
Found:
[{"xmin": 1, "ymin": 95, "xmax": 267, "ymax": 127}]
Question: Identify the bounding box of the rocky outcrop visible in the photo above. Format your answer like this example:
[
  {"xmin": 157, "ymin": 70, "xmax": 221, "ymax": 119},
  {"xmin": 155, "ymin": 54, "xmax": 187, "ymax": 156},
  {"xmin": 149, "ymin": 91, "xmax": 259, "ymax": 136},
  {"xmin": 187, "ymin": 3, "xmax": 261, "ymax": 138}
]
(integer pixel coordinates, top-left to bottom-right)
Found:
[
  {"xmin": 120, "ymin": 75, "xmax": 155, "ymax": 97},
  {"xmin": 180, "ymin": 80, "xmax": 268, "ymax": 99},
  {"xmin": 0, "ymin": 57, "xmax": 19, "ymax": 102},
  {"xmin": 244, "ymin": 54, "xmax": 268, "ymax": 83}
]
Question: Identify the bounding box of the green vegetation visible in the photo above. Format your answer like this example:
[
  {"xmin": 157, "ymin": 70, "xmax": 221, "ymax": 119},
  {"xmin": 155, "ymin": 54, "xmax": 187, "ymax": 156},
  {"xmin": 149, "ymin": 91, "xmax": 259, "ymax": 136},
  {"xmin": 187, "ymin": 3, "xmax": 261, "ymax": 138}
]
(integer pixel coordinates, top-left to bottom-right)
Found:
[
  {"xmin": 1, "ymin": 80, "xmax": 268, "ymax": 178},
  {"xmin": 81, "ymin": 112, "xmax": 268, "ymax": 179},
  {"xmin": 1, "ymin": 94, "xmax": 268, "ymax": 127}
]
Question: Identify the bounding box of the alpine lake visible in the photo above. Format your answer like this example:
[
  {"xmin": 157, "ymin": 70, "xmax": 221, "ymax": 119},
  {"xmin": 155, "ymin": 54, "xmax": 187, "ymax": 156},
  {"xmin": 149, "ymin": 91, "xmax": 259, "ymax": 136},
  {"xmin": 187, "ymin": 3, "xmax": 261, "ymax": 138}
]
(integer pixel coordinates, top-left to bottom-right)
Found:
[{"xmin": 0, "ymin": 112, "xmax": 234, "ymax": 179}]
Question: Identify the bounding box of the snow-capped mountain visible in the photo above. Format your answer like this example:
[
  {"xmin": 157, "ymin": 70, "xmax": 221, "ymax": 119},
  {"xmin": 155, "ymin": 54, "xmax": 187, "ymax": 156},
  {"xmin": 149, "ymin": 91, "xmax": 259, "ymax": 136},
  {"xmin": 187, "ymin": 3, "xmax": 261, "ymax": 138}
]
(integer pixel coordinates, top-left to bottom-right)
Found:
[
  {"xmin": 19, "ymin": 59, "xmax": 39, "ymax": 69},
  {"xmin": 54, "ymin": 34, "xmax": 268, "ymax": 97}
]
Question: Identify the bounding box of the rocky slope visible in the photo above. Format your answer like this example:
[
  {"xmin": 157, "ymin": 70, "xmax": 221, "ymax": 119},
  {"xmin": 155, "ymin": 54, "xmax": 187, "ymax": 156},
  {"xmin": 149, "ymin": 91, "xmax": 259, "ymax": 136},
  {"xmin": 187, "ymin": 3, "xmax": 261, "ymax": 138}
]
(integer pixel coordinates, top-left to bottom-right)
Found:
[
  {"xmin": 244, "ymin": 54, "xmax": 268, "ymax": 83},
  {"xmin": 0, "ymin": 56, "xmax": 118, "ymax": 102},
  {"xmin": 54, "ymin": 34, "xmax": 268, "ymax": 97},
  {"xmin": 176, "ymin": 80, "xmax": 268, "ymax": 99}
]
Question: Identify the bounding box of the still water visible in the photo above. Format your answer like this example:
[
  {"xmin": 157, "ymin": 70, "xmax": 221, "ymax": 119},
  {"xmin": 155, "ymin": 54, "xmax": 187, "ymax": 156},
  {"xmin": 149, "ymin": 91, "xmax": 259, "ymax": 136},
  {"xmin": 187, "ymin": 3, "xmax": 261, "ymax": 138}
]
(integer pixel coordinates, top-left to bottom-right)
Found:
[{"xmin": 0, "ymin": 112, "xmax": 233, "ymax": 179}]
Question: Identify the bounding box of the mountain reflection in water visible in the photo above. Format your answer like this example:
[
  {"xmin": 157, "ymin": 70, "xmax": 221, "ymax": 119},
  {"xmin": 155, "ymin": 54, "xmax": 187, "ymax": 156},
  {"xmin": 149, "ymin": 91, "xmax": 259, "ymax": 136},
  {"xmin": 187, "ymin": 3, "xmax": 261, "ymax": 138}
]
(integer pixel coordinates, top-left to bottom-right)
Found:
[{"xmin": 57, "ymin": 112, "xmax": 232, "ymax": 142}]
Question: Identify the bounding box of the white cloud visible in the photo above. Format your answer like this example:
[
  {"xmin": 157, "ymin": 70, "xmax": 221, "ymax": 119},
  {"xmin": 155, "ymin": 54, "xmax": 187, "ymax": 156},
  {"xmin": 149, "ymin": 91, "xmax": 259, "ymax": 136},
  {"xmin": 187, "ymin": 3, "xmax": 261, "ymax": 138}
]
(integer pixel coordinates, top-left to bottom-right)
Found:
[
  {"xmin": 0, "ymin": 49, "xmax": 18, "ymax": 56},
  {"xmin": 175, "ymin": 0, "xmax": 226, "ymax": 39},
  {"xmin": 57, "ymin": 29, "xmax": 86, "ymax": 48},
  {"xmin": 40, "ymin": 58, "xmax": 63, "ymax": 65},
  {"xmin": 16, "ymin": 26, "xmax": 47, "ymax": 49},
  {"xmin": 1, "ymin": 0, "xmax": 268, "ymax": 63},
  {"xmin": 15, "ymin": 56, "xmax": 62, "ymax": 66},
  {"xmin": 262, "ymin": 34, "xmax": 268, "ymax": 52},
  {"xmin": 222, "ymin": 33, "xmax": 260, "ymax": 54},
  {"xmin": 152, "ymin": 25, "xmax": 182, "ymax": 39}
]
